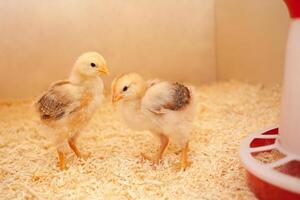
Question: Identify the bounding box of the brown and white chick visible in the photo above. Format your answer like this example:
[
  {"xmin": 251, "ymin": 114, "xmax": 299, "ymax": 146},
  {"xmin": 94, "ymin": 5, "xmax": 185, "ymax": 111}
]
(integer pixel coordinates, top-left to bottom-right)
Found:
[
  {"xmin": 112, "ymin": 73, "xmax": 196, "ymax": 170},
  {"xmin": 35, "ymin": 52, "xmax": 109, "ymax": 170}
]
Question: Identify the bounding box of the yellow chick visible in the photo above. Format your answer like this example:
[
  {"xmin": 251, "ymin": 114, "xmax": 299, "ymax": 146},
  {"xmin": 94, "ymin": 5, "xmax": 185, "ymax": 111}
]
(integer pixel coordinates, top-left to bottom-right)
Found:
[
  {"xmin": 35, "ymin": 52, "xmax": 109, "ymax": 170},
  {"xmin": 112, "ymin": 73, "xmax": 196, "ymax": 170}
]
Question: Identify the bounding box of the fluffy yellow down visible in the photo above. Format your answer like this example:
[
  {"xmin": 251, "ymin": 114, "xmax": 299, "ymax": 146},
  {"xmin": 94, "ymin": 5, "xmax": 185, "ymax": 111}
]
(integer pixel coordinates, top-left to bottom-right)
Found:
[{"xmin": 0, "ymin": 80, "xmax": 280, "ymax": 200}]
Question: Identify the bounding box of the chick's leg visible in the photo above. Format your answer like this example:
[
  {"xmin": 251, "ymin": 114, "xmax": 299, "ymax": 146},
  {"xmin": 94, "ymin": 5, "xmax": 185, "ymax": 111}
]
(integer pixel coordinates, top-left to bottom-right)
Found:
[
  {"xmin": 55, "ymin": 133, "xmax": 68, "ymax": 170},
  {"xmin": 68, "ymin": 133, "xmax": 90, "ymax": 160},
  {"xmin": 141, "ymin": 134, "xmax": 169, "ymax": 166},
  {"xmin": 180, "ymin": 142, "xmax": 192, "ymax": 170},
  {"xmin": 57, "ymin": 149, "xmax": 66, "ymax": 170},
  {"xmin": 68, "ymin": 137, "xmax": 81, "ymax": 157},
  {"xmin": 155, "ymin": 135, "xmax": 169, "ymax": 164}
]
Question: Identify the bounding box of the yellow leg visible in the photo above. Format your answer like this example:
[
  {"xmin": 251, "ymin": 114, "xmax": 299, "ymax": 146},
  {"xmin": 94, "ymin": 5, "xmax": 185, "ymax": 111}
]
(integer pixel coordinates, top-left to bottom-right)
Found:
[
  {"xmin": 57, "ymin": 150, "xmax": 67, "ymax": 170},
  {"xmin": 141, "ymin": 134, "xmax": 169, "ymax": 166},
  {"xmin": 68, "ymin": 137, "xmax": 90, "ymax": 160},
  {"xmin": 180, "ymin": 142, "xmax": 192, "ymax": 170}
]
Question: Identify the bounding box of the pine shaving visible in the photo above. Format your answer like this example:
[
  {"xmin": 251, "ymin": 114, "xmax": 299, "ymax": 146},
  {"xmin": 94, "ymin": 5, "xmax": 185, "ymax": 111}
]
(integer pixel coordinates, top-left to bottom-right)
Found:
[
  {"xmin": 0, "ymin": 81, "xmax": 280, "ymax": 199},
  {"xmin": 253, "ymin": 150, "xmax": 286, "ymax": 164}
]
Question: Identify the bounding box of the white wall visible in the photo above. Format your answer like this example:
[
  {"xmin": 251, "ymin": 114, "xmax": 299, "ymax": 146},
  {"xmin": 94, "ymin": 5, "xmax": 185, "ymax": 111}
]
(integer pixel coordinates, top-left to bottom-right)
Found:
[
  {"xmin": 215, "ymin": 0, "xmax": 289, "ymax": 84},
  {"xmin": 0, "ymin": 0, "xmax": 216, "ymax": 98},
  {"xmin": 0, "ymin": 0, "xmax": 290, "ymax": 98}
]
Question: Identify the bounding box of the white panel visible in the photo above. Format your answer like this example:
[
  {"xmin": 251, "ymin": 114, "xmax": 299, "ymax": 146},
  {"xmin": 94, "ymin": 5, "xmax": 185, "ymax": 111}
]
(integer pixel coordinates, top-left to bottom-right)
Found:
[{"xmin": 0, "ymin": 0, "xmax": 216, "ymax": 98}]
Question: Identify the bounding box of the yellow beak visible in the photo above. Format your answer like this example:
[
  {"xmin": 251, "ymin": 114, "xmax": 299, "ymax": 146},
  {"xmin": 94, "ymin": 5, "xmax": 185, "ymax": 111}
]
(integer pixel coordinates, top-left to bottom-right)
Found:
[
  {"xmin": 98, "ymin": 65, "xmax": 109, "ymax": 76},
  {"xmin": 112, "ymin": 94, "xmax": 123, "ymax": 103}
]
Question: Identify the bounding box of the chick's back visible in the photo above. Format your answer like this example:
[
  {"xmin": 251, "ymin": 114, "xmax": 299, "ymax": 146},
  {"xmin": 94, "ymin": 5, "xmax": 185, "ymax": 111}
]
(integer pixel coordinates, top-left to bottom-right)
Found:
[{"xmin": 141, "ymin": 81, "xmax": 193, "ymax": 115}]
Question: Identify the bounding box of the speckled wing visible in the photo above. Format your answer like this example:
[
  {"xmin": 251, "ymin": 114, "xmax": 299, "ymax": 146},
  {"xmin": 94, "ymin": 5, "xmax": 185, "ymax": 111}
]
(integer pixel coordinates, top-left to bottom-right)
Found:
[
  {"xmin": 141, "ymin": 82, "xmax": 191, "ymax": 115},
  {"xmin": 35, "ymin": 81, "xmax": 78, "ymax": 121}
]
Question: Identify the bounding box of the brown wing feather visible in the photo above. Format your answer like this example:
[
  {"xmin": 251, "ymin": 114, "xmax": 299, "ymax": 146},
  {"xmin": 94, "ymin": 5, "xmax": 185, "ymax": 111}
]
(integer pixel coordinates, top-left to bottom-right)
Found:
[
  {"xmin": 36, "ymin": 81, "xmax": 72, "ymax": 121},
  {"xmin": 163, "ymin": 83, "xmax": 190, "ymax": 111}
]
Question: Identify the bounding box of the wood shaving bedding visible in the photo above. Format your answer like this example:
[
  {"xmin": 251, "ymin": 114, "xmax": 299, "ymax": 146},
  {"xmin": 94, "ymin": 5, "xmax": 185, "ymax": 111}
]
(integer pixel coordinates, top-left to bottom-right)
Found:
[
  {"xmin": 252, "ymin": 150, "xmax": 286, "ymax": 164},
  {"xmin": 0, "ymin": 81, "xmax": 280, "ymax": 200}
]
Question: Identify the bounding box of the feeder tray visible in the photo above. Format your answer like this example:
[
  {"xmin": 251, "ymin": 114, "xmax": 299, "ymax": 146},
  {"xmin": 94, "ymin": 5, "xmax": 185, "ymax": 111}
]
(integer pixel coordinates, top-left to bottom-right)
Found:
[{"xmin": 240, "ymin": 127, "xmax": 300, "ymax": 200}]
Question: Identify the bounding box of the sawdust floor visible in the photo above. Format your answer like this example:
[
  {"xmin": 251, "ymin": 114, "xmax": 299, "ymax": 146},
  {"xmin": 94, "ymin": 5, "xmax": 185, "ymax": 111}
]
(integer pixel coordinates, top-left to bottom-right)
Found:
[{"xmin": 0, "ymin": 81, "xmax": 281, "ymax": 200}]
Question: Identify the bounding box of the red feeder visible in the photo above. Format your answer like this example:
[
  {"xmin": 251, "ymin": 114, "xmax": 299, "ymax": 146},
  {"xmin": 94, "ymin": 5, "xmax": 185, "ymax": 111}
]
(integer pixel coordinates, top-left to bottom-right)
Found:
[{"xmin": 240, "ymin": 1, "xmax": 300, "ymax": 199}]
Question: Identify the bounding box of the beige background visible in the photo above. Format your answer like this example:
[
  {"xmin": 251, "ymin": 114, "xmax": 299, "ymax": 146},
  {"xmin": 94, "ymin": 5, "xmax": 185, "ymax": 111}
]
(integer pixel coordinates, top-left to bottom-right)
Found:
[
  {"xmin": 0, "ymin": 0, "xmax": 215, "ymax": 98},
  {"xmin": 215, "ymin": 0, "xmax": 289, "ymax": 84},
  {"xmin": 0, "ymin": 0, "xmax": 291, "ymax": 98}
]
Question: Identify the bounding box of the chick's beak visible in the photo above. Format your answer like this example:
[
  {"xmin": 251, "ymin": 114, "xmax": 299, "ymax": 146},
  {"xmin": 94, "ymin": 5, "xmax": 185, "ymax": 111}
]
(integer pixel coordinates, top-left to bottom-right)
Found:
[
  {"xmin": 112, "ymin": 93, "xmax": 123, "ymax": 103},
  {"xmin": 98, "ymin": 65, "xmax": 109, "ymax": 76}
]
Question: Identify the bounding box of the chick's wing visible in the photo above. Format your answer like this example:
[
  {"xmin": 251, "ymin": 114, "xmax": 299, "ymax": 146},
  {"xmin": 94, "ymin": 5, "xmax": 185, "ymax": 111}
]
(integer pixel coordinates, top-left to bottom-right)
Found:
[
  {"xmin": 142, "ymin": 82, "xmax": 191, "ymax": 115},
  {"xmin": 35, "ymin": 81, "xmax": 80, "ymax": 121}
]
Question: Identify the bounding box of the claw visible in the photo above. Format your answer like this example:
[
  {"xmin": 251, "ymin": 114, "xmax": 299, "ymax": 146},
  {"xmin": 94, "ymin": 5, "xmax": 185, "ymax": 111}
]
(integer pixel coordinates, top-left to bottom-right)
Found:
[
  {"xmin": 80, "ymin": 152, "xmax": 91, "ymax": 161},
  {"xmin": 181, "ymin": 160, "xmax": 192, "ymax": 171},
  {"xmin": 68, "ymin": 138, "xmax": 90, "ymax": 160},
  {"xmin": 140, "ymin": 153, "xmax": 159, "ymax": 169}
]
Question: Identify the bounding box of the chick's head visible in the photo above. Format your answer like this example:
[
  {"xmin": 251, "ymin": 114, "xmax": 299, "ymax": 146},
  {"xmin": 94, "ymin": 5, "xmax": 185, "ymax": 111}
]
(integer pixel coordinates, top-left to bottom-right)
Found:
[
  {"xmin": 111, "ymin": 73, "xmax": 146, "ymax": 103},
  {"xmin": 72, "ymin": 52, "xmax": 109, "ymax": 79}
]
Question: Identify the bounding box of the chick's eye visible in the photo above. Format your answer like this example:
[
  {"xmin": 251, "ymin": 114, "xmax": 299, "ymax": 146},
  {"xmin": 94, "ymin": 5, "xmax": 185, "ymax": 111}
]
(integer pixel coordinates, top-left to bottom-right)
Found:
[
  {"xmin": 90, "ymin": 63, "xmax": 96, "ymax": 67},
  {"xmin": 122, "ymin": 86, "xmax": 128, "ymax": 92}
]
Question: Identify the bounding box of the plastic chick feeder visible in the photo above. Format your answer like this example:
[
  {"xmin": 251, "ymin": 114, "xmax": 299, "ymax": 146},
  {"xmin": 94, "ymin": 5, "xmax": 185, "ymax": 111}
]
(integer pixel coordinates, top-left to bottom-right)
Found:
[{"xmin": 239, "ymin": 1, "xmax": 300, "ymax": 200}]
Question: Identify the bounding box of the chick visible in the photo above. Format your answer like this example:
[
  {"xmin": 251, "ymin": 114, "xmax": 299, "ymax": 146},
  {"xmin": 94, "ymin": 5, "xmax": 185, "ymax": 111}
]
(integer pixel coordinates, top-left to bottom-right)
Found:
[
  {"xmin": 35, "ymin": 52, "xmax": 109, "ymax": 170},
  {"xmin": 112, "ymin": 73, "xmax": 196, "ymax": 170}
]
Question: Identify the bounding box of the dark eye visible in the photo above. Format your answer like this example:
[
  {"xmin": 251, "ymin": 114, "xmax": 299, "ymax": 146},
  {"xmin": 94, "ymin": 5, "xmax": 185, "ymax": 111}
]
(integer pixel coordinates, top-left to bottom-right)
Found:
[
  {"xmin": 122, "ymin": 86, "xmax": 128, "ymax": 92},
  {"xmin": 90, "ymin": 63, "xmax": 96, "ymax": 67}
]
